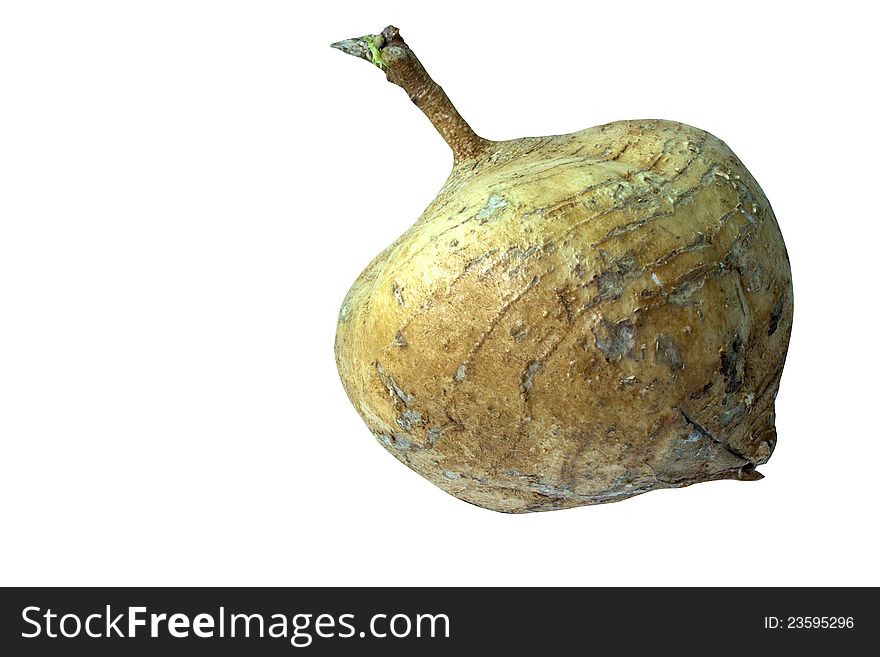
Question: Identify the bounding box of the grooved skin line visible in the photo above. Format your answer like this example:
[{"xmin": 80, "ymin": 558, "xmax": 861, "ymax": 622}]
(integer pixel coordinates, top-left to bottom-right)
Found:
[
  {"xmin": 383, "ymin": 142, "xmax": 714, "ymax": 355},
  {"xmin": 383, "ymin": 130, "xmax": 701, "ymax": 283},
  {"xmin": 423, "ymin": 160, "xmax": 722, "ymax": 379}
]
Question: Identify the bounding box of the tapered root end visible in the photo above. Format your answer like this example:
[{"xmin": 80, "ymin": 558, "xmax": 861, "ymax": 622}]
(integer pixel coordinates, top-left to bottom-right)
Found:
[{"xmin": 330, "ymin": 37, "xmax": 370, "ymax": 60}]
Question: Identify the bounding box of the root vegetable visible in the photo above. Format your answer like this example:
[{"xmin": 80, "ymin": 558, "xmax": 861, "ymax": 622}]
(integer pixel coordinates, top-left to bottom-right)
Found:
[{"xmin": 332, "ymin": 26, "xmax": 793, "ymax": 513}]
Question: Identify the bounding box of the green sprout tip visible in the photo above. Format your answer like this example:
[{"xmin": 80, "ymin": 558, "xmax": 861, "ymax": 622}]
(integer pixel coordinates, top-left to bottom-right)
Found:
[{"xmin": 364, "ymin": 35, "xmax": 388, "ymax": 71}]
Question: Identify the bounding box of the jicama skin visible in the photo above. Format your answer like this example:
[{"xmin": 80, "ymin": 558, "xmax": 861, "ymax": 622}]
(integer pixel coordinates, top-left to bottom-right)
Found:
[{"xmin": 333, "ymin": 27, "xmax": 792, "ymax": 512}]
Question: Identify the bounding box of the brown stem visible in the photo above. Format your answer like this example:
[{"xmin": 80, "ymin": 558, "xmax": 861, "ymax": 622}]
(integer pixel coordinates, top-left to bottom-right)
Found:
[{"xmin": 331, "ymin": 26, "xmax": 490, "ymax": 162}]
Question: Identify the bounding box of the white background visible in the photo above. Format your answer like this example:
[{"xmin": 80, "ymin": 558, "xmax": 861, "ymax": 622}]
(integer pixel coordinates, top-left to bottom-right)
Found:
[{"xmin": 2, "ymin": 1, "xmax": 878, "ymax": 586}]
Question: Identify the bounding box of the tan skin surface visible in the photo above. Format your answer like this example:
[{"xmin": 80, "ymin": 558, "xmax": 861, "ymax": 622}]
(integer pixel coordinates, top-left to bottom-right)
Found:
[{"xmin": 333, "ymin": 27, "xmax": 793, "ymax": 512}]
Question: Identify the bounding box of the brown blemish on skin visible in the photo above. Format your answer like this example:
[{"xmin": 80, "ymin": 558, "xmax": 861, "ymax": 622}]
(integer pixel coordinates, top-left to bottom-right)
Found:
[
  {"xmin": 655, "ymin": 333, "xmax": 684, "ymax": 371},
  {"xmin": 390, "ymin": 282, "xmax": 405, "ymax": 307},
  {"xmin": 521, "ymin": 361, "xmax": 541, "ymax": 399},
  {"xmin": 768, "ymin": 294, "xmax": 785, "ymax": 336},
  {"xmin": 593, "ymin": 319, "xmax": 635, "ymax": 359},
  {"xmin": 510, "ymin": 320, "xmax": 529, "ymax": 342},
  {"xmin": 720, "ymin": 334, "xmax": 743, "ymax": 393}
]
